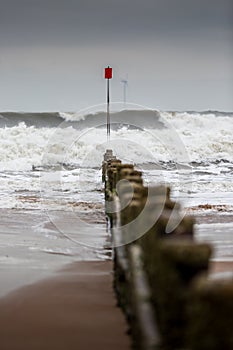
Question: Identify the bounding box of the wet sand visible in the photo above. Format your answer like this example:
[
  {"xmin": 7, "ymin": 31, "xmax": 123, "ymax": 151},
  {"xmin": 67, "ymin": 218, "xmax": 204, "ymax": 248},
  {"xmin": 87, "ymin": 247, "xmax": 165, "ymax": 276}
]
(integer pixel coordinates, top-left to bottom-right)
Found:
[
  {"xmin": 191, "ymin": 211, "xmax": 233, "ymax": 275},
  {"xmin": 0, "ymin": 208, "xmax": 232, "ymax": 350},
  {"xmin": 210, "ymin": 260, "xmax": 233, "ymax": 274},
  {"xmin": 0, "ymin": 209, "xmax": 110, "ymax": 297},
  {"xmin": 0, "ymin": 261, "xmax": 130, "ymax": 350}
]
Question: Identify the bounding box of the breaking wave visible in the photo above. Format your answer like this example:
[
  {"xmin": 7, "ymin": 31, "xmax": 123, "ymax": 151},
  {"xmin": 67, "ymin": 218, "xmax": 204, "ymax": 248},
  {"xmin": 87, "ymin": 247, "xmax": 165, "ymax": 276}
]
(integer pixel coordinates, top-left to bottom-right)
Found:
[{"xmin": 0, "ymin": 110, "xmax": 232, "ymax": 171}]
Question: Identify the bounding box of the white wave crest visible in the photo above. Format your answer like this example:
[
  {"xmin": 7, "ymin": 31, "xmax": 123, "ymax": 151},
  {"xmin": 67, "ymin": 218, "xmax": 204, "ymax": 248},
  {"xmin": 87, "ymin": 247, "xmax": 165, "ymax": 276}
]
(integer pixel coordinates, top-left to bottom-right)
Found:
[
  {"xmin": 0, "ymin": 111, "xmax": 233, "ymax": 171},
  {"xmin": 159, "ymin": 111, "xmax": 233, "ymax": 163},
  {"xmin": 58, "ymin": 112, "xmax": 86, "ymax": 122}
]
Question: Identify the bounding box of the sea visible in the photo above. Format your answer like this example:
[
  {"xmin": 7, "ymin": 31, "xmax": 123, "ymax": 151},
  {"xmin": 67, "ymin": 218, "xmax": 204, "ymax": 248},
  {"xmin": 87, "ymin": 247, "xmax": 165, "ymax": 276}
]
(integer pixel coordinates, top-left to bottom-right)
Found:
[{"xmin": 0, "ymin": 107, "xmax": 233, "ymax": 295}]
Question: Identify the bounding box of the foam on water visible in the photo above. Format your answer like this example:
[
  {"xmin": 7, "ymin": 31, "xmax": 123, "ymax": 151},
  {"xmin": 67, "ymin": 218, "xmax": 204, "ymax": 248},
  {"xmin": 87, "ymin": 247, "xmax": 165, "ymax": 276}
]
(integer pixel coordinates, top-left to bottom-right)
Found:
[
  {"xmin": 0, "ymin": 111, "xmax": 233, "ymax": 172},
  {"xmin": 59, "ymin": 111, "xmax": 86, "ymax": 122},
  {"xmin": 0, "ymin": 110, "xmax": 232, "ymax": 266},
  {"xmin": 160, "ymin": 111, "xmax": 233, "ymax": 163},
  {"xmin": 0, "ymin": 110, "xmax": 232, "ymax": 212}
]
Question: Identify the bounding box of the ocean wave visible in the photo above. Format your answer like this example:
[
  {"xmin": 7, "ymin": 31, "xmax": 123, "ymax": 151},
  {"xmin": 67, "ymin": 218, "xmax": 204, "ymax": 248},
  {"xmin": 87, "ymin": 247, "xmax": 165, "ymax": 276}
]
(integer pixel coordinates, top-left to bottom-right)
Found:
[
  {"xmin": 0, "ymin": 109, "xmax": 163, "ymax": 129},
  {"xmin": 0, "ymin": 111, "xmax": 232, "ymax": 171},
  {"xmin": 58, "ymin": 111, "xmax": 87, "ymax": 122},
  {"xmin": 0, "ymin": 112, "xmax": 64, "ymax": 128}
]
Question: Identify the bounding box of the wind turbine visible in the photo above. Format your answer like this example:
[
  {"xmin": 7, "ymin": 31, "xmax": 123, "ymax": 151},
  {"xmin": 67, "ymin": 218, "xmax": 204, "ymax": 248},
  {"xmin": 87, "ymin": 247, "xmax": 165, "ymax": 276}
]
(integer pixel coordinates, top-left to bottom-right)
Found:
[{"xmin": 121, "ymin": 74, "xmax": 128, "ymax": 108}]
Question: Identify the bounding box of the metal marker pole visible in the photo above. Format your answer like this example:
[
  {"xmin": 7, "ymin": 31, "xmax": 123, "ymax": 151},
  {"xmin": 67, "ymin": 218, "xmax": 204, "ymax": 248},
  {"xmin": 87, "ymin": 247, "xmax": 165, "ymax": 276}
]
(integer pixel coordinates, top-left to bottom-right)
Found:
[
  {"xmin": 104, "ymin": 66, "xmax": 112, "ymax": 141},
  {"xmin": 107, "ymin": 77, "xmax": 110, "ymax": 141}
]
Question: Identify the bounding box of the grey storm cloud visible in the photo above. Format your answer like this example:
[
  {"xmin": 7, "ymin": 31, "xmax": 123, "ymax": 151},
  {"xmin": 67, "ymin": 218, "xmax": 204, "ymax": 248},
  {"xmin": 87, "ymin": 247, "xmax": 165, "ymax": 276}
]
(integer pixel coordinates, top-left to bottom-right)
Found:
[
  {"xmin": 0, "ymin": 0, "xmax": 232, "ymax": 46},
  {"xmin": 0, "ymin": 0, "xmax": 232, "ymax": 111}
]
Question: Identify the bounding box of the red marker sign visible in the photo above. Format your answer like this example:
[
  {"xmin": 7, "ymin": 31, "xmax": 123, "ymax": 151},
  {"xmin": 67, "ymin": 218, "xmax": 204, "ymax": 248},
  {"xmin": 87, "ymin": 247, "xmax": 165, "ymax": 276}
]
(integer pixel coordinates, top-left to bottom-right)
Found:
[
  {"xmin": 104, "ymin": 66, "xmax": 113, "ymax": 141},
  {"xmin": 105, "ymin": 66, "xmax": 112, "ymax": 79}
]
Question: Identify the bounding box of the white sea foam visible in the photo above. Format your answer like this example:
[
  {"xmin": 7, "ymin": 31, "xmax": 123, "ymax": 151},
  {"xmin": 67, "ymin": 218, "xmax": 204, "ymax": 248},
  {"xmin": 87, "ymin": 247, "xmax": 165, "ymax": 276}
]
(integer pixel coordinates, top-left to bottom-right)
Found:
[
  {"xmin": 59, "ymin": 111, "xmax": 86, "ymax": 122},
  {"xmin": 159, "ymin": 111, "xmax": 233, "ymax": 162},
  {"xmin": 0, "ymin": 122, "xmax": 53, "ymax": 171},
  {"xmin": 0, "ymin": 111, "xmax": 232, "ymax": 172},
  {"xmin": 0, "ymin": 110, "xmax": 232, "ymax": 210}
]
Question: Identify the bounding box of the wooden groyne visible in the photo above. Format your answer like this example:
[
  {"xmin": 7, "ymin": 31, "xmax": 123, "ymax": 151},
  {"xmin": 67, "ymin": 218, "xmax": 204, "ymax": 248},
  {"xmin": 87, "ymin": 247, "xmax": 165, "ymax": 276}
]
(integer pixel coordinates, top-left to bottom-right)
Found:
[{"xmin": 102, "ymin": 150, "xmax": 233, "ymax": 350}]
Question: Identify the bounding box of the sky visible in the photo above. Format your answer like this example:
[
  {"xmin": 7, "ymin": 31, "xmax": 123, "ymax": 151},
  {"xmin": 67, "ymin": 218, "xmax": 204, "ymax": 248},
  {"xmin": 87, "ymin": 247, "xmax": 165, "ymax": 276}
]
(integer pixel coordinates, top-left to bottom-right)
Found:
[{"xmin": 0, "ymin": 0, "xmax": 232, "ymax": 112}]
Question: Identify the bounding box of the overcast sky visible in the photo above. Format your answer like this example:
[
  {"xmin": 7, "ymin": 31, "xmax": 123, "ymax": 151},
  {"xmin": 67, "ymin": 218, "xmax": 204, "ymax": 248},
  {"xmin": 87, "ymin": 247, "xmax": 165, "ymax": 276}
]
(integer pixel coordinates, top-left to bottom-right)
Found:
[{"xmin": 0, "ymin": 0, "xmax": 232, "ymax": 111}]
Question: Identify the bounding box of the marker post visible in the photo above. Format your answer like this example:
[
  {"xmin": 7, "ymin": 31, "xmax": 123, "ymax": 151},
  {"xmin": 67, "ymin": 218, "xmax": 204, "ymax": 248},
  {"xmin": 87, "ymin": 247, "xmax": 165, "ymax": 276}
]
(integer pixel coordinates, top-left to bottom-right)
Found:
[{"xmin": 104, "ymin": 66, "xmax": 112, "ymax": 141}]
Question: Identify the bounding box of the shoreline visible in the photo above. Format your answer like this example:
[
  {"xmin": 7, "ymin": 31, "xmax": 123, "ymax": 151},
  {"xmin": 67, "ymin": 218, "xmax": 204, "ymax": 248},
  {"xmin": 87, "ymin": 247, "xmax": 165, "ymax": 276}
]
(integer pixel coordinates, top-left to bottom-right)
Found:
[
  {"xmin": 0, "ymin": 260, "xmax": 130, "ymax": 350},
  {"xmin": 0, "ymin": 208, "xmax": 110, "ymax": 298}
]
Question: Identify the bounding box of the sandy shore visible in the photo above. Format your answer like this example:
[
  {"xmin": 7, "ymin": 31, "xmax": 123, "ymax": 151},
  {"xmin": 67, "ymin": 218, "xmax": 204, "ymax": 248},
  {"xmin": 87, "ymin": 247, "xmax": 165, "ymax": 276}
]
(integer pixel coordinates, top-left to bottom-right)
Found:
[
  {"xmin": 0, "ymin": 209, "xmax": 110, "ymax": 297},
  {"xmin": 210, "ymin": 260, "xmax": 233, "ymax": 274},
  {"xmin": 0, "ymin": 261, "xmax": 130, "ymax": 350},
  {"xmin": 0, "ymin": 208, "xmax": 232, "ymax": 350}
]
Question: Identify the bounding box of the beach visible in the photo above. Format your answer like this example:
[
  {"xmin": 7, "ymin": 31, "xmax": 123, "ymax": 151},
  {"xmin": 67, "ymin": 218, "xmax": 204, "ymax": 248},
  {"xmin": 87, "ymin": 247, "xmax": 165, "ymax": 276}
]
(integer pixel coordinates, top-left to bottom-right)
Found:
[
  {"xmin": 0, "ymin": 110, "xmax": 232, "ymax": 348},
  {"xmin": 0, "ymin": 260, "xmax": 130, "ymax": 350},
  {"xmin": 0, "ymin": 208, "xmax": 130, "ymax": 350}
]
